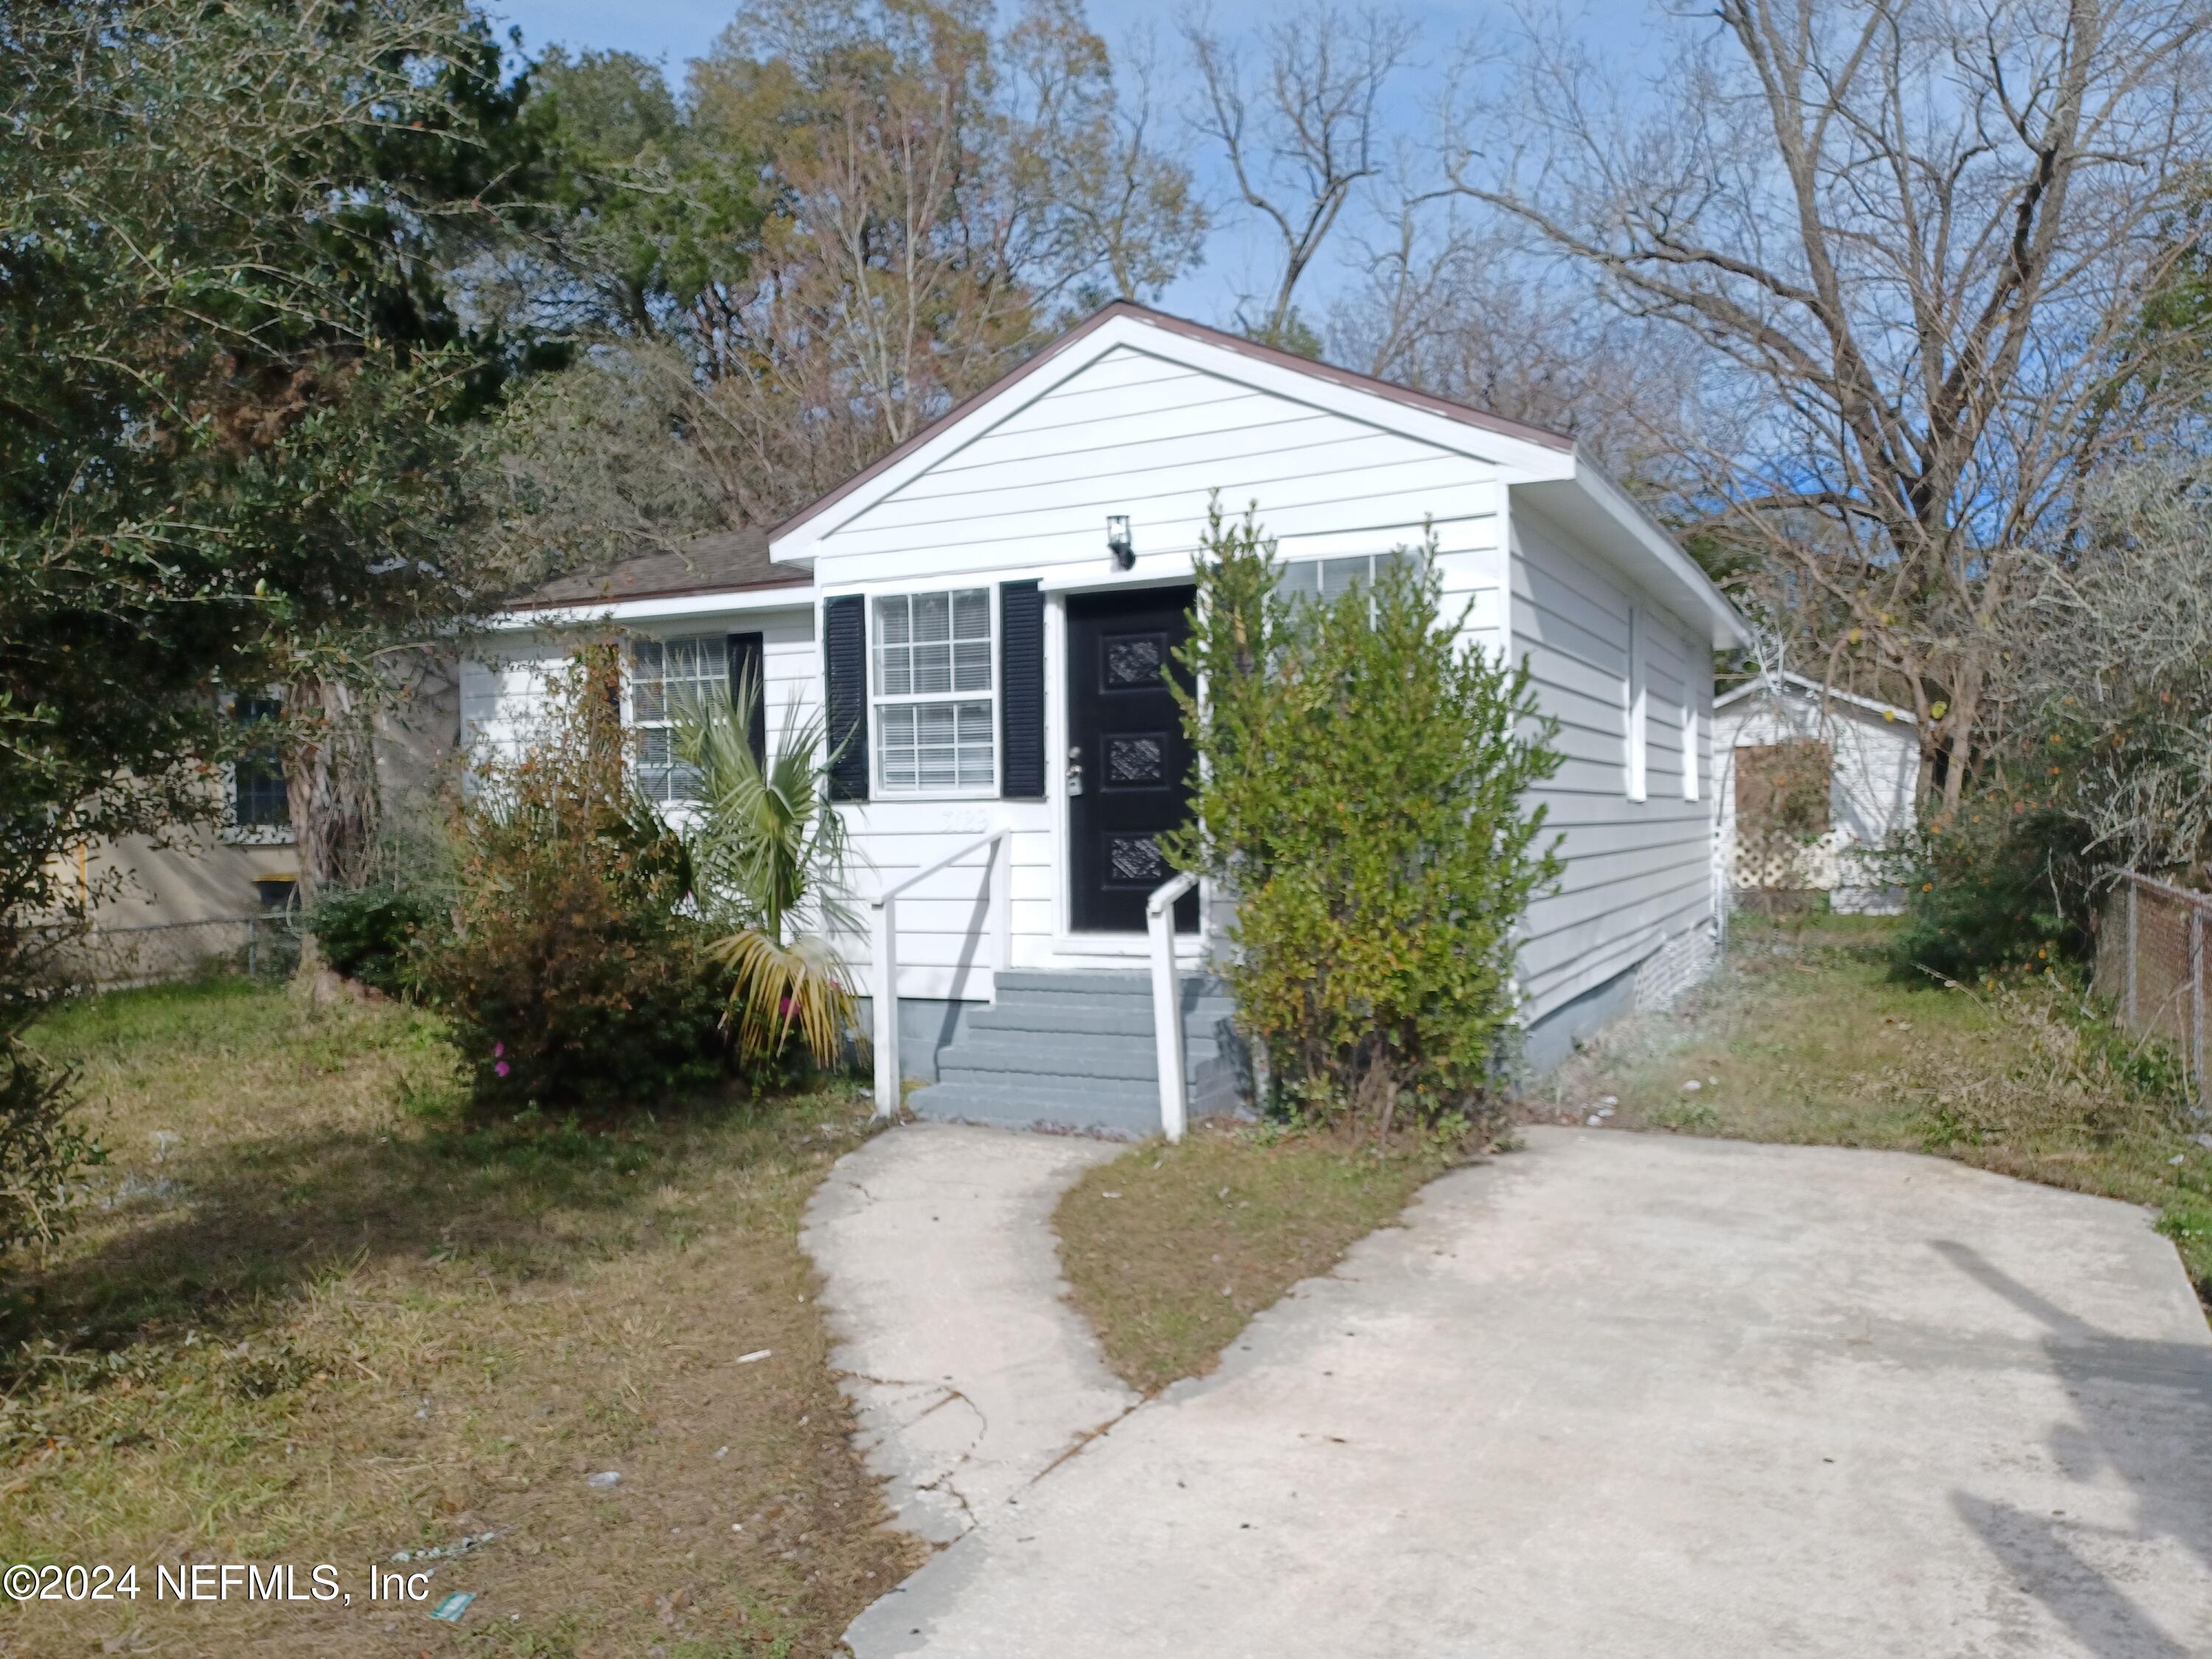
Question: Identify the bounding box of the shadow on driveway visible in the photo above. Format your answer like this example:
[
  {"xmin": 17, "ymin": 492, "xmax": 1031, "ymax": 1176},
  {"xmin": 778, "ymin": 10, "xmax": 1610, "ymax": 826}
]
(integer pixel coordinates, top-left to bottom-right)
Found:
[{"xmin": 1938, "ymin": 1239, "xmax": 2212, "ymax": 1659}]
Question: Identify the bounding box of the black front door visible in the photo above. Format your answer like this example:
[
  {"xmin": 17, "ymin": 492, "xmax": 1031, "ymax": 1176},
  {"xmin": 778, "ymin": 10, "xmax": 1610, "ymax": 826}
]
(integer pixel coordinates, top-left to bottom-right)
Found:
[{"xmin": 1067, "ymin": 586, "xmax": 1200, "ymax": 933}]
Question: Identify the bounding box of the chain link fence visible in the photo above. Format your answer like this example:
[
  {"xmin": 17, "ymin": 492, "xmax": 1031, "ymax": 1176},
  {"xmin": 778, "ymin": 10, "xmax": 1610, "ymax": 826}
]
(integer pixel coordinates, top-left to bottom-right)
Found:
[
  {"xmin": 46, "ymin": 915, "xmax": 304, "ymax": 990},
  {"xmin": 2094, "ymin": 872, "xmax": 2209, "ymax": 1104}
]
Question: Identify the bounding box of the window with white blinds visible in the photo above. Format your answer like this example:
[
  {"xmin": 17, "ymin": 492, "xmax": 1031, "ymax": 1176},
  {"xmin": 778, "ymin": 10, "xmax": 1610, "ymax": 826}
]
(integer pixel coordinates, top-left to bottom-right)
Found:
[
  {"xmin": 630, "ymin": 634, "xmax": 723, "ymax": 802},
  {"xmin": 1277, "ymin": 549, "xmax": 1422, "ymax": 608},
  {"xmin": 872, "ymin": 589, "xmax": 995, "ymax": 793}
]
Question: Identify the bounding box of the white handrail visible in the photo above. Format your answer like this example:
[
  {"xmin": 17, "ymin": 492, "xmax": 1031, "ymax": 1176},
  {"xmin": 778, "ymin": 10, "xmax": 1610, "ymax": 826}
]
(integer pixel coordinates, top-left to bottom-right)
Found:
[
  {"xmin": 1147, "ymin": 870, "xmax": 1200, "ymax": 1143},
  {"xmin": 871, "ymin": 827, "xmax": 1013, "ymax": 1118}
]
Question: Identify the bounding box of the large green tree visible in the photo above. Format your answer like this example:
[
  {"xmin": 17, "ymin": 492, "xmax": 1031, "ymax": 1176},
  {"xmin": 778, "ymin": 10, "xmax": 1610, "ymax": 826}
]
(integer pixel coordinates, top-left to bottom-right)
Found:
[
  {"xmin": 490, "ymin": 0, "xmax": 1208, "ymax": 553},
  {"xmin": 1, "ymin": 0, "xmax": 549, "ymax": 1248},
  {"xmin": 2, "ymin": 0, "xmax": 556, "ymax": 900}
]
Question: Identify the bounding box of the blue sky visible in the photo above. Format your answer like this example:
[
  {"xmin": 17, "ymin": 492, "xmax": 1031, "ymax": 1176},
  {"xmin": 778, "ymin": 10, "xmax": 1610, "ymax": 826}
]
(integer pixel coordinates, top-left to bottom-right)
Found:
[{"xmin": 486, "ymin": 0, "xmax": 1669, "ymax": 327}]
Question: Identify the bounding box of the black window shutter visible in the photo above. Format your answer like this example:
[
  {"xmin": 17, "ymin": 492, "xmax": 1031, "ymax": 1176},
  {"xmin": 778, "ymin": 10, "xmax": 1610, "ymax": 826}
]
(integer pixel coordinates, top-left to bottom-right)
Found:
[
  {"xmin": 823, "ymin": 596, "xmax": 869, "ymax": 801},
  {"xmin": 726, "ymin": 631, "xmax": 766, "ymax": 768},
  {"xmin": 998, "ymin": 580, "xmax": 1046, "ymax": 799}
]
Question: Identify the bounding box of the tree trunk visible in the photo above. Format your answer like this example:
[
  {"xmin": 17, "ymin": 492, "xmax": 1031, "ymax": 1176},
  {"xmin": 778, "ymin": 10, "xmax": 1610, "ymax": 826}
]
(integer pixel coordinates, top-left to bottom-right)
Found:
[
  {"xmin": 1938, "ymin": 664, "xmax": 1986, "ymax": 815},
  {"xmin": 282, "ymin": 675, "xmax": 380, "ymax": 909}
]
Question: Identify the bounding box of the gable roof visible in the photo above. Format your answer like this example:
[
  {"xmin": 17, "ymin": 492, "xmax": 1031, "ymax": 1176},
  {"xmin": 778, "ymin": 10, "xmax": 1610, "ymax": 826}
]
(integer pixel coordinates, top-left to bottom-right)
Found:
[
  {"xmin": 515, "ymin": 527, "xmax": 810, "ymax": 610},
  {"xmin": 771, "ymin": 300, "xmax": 1574, "ymax": 546},
  {"xmin": 1715, "ymin": 670, "xmax": 1916, "ymax": 725},
  {"xmin": 768, "ymin": 301, "xmax": 1747, "ymax": 647}
]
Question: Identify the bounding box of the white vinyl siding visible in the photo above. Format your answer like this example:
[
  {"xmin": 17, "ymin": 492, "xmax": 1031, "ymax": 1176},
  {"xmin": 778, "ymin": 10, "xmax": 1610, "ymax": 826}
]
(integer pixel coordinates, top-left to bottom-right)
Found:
[
  {"xmin": 795, "ymin": 343, "xmax": 1510, "ymax": 586},
  {"xmin": 1510, "ymin": 506, "xmax": 1715, "ymax": 1026},
  {"xmin": 803, "ymin": 340, "xmax": 1514, "ymax": 998},
  {"xmin": 1681, "ymin": 638, "xmax": 1702, "ymax": 802},
  {"xmin": 872, "ymin": 589, "xmax": 995, "ymax": 794}
]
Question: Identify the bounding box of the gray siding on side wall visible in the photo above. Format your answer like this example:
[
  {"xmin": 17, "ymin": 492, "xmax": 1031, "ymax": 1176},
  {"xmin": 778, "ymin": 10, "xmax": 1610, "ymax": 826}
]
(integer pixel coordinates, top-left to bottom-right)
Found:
[{"xmin": 1510, "ymin": 504, "xmax": 1716, "ymax": 1027}]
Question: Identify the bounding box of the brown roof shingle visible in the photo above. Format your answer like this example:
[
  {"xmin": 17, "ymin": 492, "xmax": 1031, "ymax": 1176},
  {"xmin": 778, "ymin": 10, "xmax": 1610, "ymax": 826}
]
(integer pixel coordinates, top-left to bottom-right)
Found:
[{"xmin": 518, "ymin": 527, "xmax": 812, "ymax": 608}]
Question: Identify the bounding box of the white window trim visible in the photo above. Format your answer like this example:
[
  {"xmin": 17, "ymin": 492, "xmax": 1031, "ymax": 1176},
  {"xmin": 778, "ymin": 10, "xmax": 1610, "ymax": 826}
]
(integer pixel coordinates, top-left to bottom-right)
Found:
[
  {"xmin": 868, "ymin": 585, "xmax": 999, "ymax": 799},
  {"xmin": 627, "ymin": 631, "xmax": 726, "ymax": 805},
  {"xmin": 1626, "ymin": 603, "xmax": 1649, "ymax": 803}
]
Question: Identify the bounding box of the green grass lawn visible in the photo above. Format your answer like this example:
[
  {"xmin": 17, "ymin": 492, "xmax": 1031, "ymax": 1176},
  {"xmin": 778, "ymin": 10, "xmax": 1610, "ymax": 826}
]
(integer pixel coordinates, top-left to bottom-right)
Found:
[
  {"xmin": 1540, "ymin": 912, "xmax": 2212, "ymax": 1302},
  {"xmin": 1, "ymin": 977, "xmax": 917, "ymax": 1657},
  {"xmin": 1055, "ymin": 1123, "xmax": 1461, "ymax": 1395}
]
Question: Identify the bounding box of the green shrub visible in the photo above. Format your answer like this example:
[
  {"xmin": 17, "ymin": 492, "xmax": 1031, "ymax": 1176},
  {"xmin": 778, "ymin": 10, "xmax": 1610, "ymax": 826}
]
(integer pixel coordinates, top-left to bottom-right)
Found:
[
  {"xmin": 1166, "ymin": 507, "xmax": 1562, "ymax": 1135},
  {"xmin": 0, "ymin": 1037, "xmax": 103, "ymax": 1259},
  {"xmin": 0, "ymin": 874, "xmax": 102, "ymax": 1264},
  {"xmin": 1887, "ymin": 799, "xmax": 2094, "ymax": 983},
  {"xmin": 420, "ymin": 652, "xmax": 727, "ymax": 1110},
  {"xmin": 309, "ymin": 883, "xmax": 439, "ymax": 994}
]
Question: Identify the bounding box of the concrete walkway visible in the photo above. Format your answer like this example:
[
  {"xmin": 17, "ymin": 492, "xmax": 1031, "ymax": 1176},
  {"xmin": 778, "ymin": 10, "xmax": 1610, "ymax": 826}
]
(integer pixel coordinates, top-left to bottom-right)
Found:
[
  {"xmin": 800, "ymin": 1123, "xmax": 1138, "ymax": 1543},
  {"xmin": 827, "ymin": 1126, "xmax": 2212, "ymax": 1658}
]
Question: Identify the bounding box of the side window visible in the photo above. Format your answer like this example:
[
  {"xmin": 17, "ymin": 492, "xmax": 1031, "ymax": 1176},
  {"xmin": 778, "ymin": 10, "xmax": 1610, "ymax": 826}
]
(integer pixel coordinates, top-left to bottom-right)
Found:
[
  {"xmin": 1681, "ymin": 633, "xmax": 1701, "ymax": 802},
  {"xmin": 1625, "ymin": 605, "xmax": 1649, "ymax": 802},
  {"xmin": 630, "ymin": 634, "xmax": 723, "ymax": 802},
  {"xmin": 233, "ymin": 696, "xmax": 290, "ymax": 829}
]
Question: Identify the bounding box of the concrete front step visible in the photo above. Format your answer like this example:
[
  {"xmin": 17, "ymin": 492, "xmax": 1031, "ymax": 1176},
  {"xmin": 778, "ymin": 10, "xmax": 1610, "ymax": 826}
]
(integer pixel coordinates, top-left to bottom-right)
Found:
[
  {"xmin": 905, "ymin": 968, "xmax": 1248, "ymax": 1135},
  {"xmin": 905, "ymin": 1080, "xmax": 1166, "ymax": 1138},
  {"xmin": 931, "ymin": 1071, "xmax": 1166, "ymax": 1109},
  {"xmin": 967, "ymin": 1003, "xmax": 1157, "ymax": 1039},
  {"xmin": 940, "ymin": 1037, "xmax": 1164, "ymax": 1082},
  {"xmin": 987, "ymin": 970, "xmax": 1153, "ymax": 1008},
  {"xmin": 969, "ymin": 1000, "xmax": 1237, "ymax": 1040}
]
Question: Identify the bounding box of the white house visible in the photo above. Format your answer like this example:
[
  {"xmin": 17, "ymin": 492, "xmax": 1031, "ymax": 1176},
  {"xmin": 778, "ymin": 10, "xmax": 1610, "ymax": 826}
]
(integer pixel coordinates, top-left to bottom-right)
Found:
[
  {"xmin": 466, "ymin": 302, "xmax": 1747, "ymax": 1132},
  {"xmin": 1714, "ymin": 670, "xmax": 1919, "ymax": 914}
]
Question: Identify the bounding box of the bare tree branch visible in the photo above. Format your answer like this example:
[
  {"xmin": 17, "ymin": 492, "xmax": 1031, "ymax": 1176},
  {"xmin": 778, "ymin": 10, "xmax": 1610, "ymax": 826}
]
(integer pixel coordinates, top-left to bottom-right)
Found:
[
  {"xmin": 1185, "ymin": 3, "xmax": 1416, "ymax": 342},
  {"xmin": 1450, "ymin": 0, "xmax": 2212, "ymax": 809}
]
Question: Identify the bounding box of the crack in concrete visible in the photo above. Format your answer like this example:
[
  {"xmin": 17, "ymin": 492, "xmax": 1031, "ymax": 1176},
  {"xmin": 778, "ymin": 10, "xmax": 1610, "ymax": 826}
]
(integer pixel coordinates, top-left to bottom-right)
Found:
[
  {"xmin": 1024, "ymin": 1400, "xmax": 1145, "ymax": 1489},
  {"xmin": 836, "ymin": 1368, "xmax": 993, "ymax": 1530},
  {"xmin": 841, "ymin": 1370, "xmax": 992, "ymax": 1438},
  {"xmin": 911, "ymin": 1467, "xmax": 979, "ymax": 1527}
]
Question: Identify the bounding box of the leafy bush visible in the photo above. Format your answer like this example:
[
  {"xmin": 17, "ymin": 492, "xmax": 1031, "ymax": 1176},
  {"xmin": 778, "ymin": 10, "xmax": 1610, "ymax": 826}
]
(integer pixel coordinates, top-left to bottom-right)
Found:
[
  {"xmin": 0, "ymin": 873, "xmax": 102, "ymax": 1265},
  {"xmin": 0, "ymin": 1037, "xmax": 103, "ymax": 1259},
  {"xmin": 1736, "ymin": 739, "xmax": 1832, "ymax": 840},
  {"xmin": 309, "ymin": 884, "xmax": 440, "ymax": 995},
  {"xmin": 420, "ymin": 652, "xmax": 727, "ymax": 1110},
  {"xmin": 1167, "ymin": 507, "xmax": 1562, "ymax": 1135},
  {"xmin": 1887, "ymin": 799, "xmax": 2094, "ymax": 983}
]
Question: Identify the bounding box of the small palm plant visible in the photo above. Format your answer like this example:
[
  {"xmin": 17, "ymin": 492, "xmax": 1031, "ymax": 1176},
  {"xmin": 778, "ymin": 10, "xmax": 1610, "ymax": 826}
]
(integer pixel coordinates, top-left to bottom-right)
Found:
[{"xmin": 676, "ymin": 668, "xmax": 863, "ymax": 1071}]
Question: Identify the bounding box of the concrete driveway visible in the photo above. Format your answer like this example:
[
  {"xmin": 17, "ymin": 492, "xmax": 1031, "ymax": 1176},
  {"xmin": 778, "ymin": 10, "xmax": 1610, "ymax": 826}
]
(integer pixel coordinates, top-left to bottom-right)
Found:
[{"xmin": 823, "ymin": 1126, "xmax": 2212, "ymax": 1658}]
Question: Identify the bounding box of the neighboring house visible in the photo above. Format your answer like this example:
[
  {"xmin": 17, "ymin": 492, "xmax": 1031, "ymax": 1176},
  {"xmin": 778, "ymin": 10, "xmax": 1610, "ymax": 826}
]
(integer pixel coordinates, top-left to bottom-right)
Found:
[
  {"xmin": 58, "ymin": 661, "xmax": 461, "ymax": 953},
  {"xmin": 1714, "ymin": 671, "xmax": 1919, "ymax": 914},
  {"xmin": 470, "ymin": 301, "xmax": 1749, "ymax": 1130},
  {"xmin": 48, "ymin": 695, "xmax": 297, "ymax": 941}
]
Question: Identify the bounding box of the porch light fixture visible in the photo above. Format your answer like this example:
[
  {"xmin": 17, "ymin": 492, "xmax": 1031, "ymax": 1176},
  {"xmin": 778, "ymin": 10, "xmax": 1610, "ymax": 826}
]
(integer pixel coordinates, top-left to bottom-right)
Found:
[{"xmin": 1106, "ymin": 515, "xmax": 1135, "ymax": 569}]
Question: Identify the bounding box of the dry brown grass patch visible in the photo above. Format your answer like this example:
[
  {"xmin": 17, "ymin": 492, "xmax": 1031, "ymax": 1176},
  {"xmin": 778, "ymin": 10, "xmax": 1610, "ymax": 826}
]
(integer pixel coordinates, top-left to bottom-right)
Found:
[
  {"xmin": 1541, "ymin": 914, "xmax": 2212, "ymax": 1304},
  {"xmin": 1054, "ymin": 1120, "xmax": 1460, "ymax": 1397},
  {"xmin": 0, "ymin": 976, "xmax": 920, "ymax": 1656}
]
